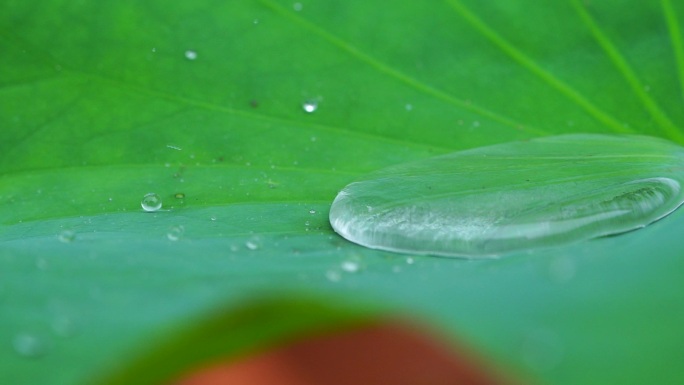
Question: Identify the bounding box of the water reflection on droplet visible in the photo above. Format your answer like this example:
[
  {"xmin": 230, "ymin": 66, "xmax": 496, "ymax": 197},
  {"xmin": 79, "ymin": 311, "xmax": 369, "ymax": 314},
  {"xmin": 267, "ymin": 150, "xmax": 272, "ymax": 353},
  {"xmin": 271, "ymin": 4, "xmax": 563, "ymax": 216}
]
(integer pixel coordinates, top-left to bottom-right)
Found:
[{"xmin": 141, "ymin": 193, "xmax": 162, "ymax": 212}]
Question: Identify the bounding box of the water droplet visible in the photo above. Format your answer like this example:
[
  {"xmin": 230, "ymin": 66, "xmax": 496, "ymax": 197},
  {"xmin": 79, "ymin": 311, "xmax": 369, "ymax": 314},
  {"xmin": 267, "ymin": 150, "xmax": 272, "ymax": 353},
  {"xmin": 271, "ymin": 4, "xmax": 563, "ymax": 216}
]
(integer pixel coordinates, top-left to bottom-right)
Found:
[
  {"xmin": 340, "ymin": 260, "xmax": 360, "ymax": 273},
  {"xmin": 174, "ymin": 192, "xmax": 185, "ymax": 199},
  {"xmin": 325, "ymin": 270, "xmax": 341, "ymax": 282},
  {"xmin": 293, "ymin": 2, "xmax": 303, "ymax": 11},
  {"xmin": 58, "ymin": 230, "xmax": 75, "ymax": 243},
  {"xmin": 184, "ymin": 50, "xmax": 197, "ymax": 60},
  {"xmin": 210, "ymin": 216, "xmax": 217, "ymax": 221},
  {"xmin": 13, "ymin": 333, "xmax": 48, "ymax": 358},
  {"xmin": 329, "ymin": 135, "xmax": 684, "ymax": 258},
  {"xmin": 167, "ymin": 225, "xmax": 184, "ymax": 241},
  {"xmin": 405, "ymin": 103, "xmax": 413, "ymax": 111},
  {"xmin": 302, "ymin": 100, "xmax": 318, "ymax": 113},
  {"xmin": 141, "ymin": 193, "xmax": 162, "ymax": 212},
  {"xmin": 405, "ymin": 257, "xmax": 415, "ymax": 265},
  {"xmin": 51, "ymin": 315, "xmax": 79, "ymax": 338},
  {"xmin": 309, "ymin": 209, "xmax": 317, "ymax": 214},
  {"xmin": 245, "ymin": 237, "xmax": 260, "ymax": 250}
]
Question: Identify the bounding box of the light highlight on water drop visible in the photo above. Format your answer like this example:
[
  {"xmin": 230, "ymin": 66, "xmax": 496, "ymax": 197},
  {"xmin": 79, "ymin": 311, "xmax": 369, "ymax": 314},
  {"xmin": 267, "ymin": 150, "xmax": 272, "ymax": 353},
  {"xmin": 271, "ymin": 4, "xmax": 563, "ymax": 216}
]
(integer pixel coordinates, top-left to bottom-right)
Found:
[
  {"xmin": 141, "ymin": 193, "xmax": 162, "ymax": 212},
  {"xmin": 302, "ymin": 100, "xmax": 318, "ymax": 113},
  {"xmin": 58, "ymin": 230, "xmax": 75, "ymax": 243},
  {"xmin": 329, "ymin": 134, "xmax": 684, "ymax": 258},
  {"xmin": 184, "ymin": 50, "xmax": 197, "ymax": 60}
]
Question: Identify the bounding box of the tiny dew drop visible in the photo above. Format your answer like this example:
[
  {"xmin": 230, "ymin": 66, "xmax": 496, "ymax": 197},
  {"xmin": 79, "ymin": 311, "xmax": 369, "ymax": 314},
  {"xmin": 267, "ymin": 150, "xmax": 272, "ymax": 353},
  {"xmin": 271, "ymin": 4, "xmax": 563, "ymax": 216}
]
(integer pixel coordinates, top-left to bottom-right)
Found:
[
  {"xmin": 184, "ymin": 50, "xmax": 197, "ymax": 60},
  {"xmin": 302, "ymin": 100, "xmax": 318, "ymax": 113},
  {"xmin": 141, "ymin": 193, "xmax": 162, "ymax": 212},
  {"xmin": 167, "ymin": 225, "xmax": 184, "ymax": 241},
  {"xmin": 245, "ymin": 237, "xmax": 260, "ymax": 250},
  {"xmin": 341, "ymin": 260, "xmax": 360, "ymax": 273},
  {"xmin": 58, "ymin": 230, "xmax": 75, "ymax": 243},
  {"xmin": 329, "ymin": 134, "xmax": 684, "ymax": 258}
]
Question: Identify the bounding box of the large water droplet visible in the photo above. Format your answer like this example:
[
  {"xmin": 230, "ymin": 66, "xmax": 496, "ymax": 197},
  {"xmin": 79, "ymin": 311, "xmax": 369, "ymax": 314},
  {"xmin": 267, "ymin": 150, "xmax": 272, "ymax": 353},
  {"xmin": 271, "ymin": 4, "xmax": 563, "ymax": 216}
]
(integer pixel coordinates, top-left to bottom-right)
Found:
[
  {"xmin": 329, "ymin": 135, "xmax": 684, "ymax": 258},
  {"xmin": 141, "ymin": 193, "xmax": 162, "ymax": 212}
]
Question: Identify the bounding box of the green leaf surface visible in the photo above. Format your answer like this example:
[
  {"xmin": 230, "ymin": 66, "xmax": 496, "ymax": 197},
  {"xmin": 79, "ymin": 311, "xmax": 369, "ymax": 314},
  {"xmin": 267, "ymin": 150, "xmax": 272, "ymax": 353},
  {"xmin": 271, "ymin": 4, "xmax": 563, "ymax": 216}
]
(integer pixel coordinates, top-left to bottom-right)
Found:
[{"xmin": 2, "ymin": 0, "xmax": 684, "ymax": 384}]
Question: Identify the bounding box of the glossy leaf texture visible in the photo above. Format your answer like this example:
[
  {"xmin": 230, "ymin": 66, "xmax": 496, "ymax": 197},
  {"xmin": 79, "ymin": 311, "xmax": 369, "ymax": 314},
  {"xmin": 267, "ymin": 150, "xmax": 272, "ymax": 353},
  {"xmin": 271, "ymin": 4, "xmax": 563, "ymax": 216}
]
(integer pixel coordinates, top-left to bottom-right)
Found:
[
  {"xmin": 2, "ymin": 0, "xmax": 684, "ymax": 384},
  {"xmin": 330, "ymin": 134, "xmax": 684, "ymax": 257}
]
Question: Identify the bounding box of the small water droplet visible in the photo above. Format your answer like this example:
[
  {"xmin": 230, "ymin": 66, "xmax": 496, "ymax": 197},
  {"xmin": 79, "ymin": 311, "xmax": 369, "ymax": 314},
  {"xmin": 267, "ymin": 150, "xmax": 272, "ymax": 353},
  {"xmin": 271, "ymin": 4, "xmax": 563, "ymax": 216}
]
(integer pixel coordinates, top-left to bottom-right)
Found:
[
  {"xmin": 184, "ymin": 50, "xmax": 197, "ymax": 60},
  {"xmin": 141, "ymin": 193, "xmax": 162, "ymax": 212},
  {"xmin": 58, "ymin": 230, "xmax": 76, "ymax": 243},
  {"xmin": 167, "ymin": 225, "xmax": 184, "ymax": 241},
  {"xmin": 151, "ymin": 47, "xmax": 157, "ymax": 53},
  {"xmin": 51, "ymin": 316, "xmax": 79, "ymax": 338},
  {"xmin": 405, "ymin": 257, "xmax": 415, "ymax": 265},
  {"xmin": 174, "ymin": 193, "xmax": 185, "ymax": 199},
  {"xmin": 309, "ymin": 209, "xmax": 317, "ymax": 214},
  {"xmin": 245, "ymin": 237, "xmax": 260, "ymax": 250},
  {"xmin": 405, "ymin": 103, "xmax": 413, "ymax": 111},
  {"xmin": 340, "ymin": 260, "xmax": 360, "ymax": 273},
  {"xmin": 325, "ymin": 270, "xmax": 341, "ymax": 282},
  {"xmin": 302, "ymin": 100, "xmax": 318, "ymax": 113},
  {"xmin": 293, "ymin": 2, "xmax": 303, "ymax": 11},
  {"xmin": 329, "ymin": 134, "xmax": 684, "ymax": 257},
  {"xmin": 13, "ymin": 333, "xmax": 48, "ymax": 358},
  {"xmin": 210, "ymin": 216, "xmax": 217, "ymax": 221}
]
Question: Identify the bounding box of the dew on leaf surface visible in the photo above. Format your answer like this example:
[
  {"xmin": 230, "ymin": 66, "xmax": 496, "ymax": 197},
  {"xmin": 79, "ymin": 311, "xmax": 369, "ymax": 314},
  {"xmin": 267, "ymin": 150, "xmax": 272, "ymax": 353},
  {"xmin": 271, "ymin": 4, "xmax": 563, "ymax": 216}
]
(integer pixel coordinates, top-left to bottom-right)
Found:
[
  {"xmin": 329, "ymin": 134, "xmax": 684, "ymax": 258},
  {"xmin": 184, "ymin": 50, "xmax": 197, "ymax": 60},
  {"xmin": 167, "ymin": 225, "xmax": 184, "ymax": 241},
  {"xmin": 302, "ymin": 100, "xmax": 318, "ymax": 113},
  {"xmin": 141, "ymin": 193, "xmax": 162, "ymax": 212},
  {"xmin": 58, "ymin": 230, "xmax": 75, "ymax": 243}
]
